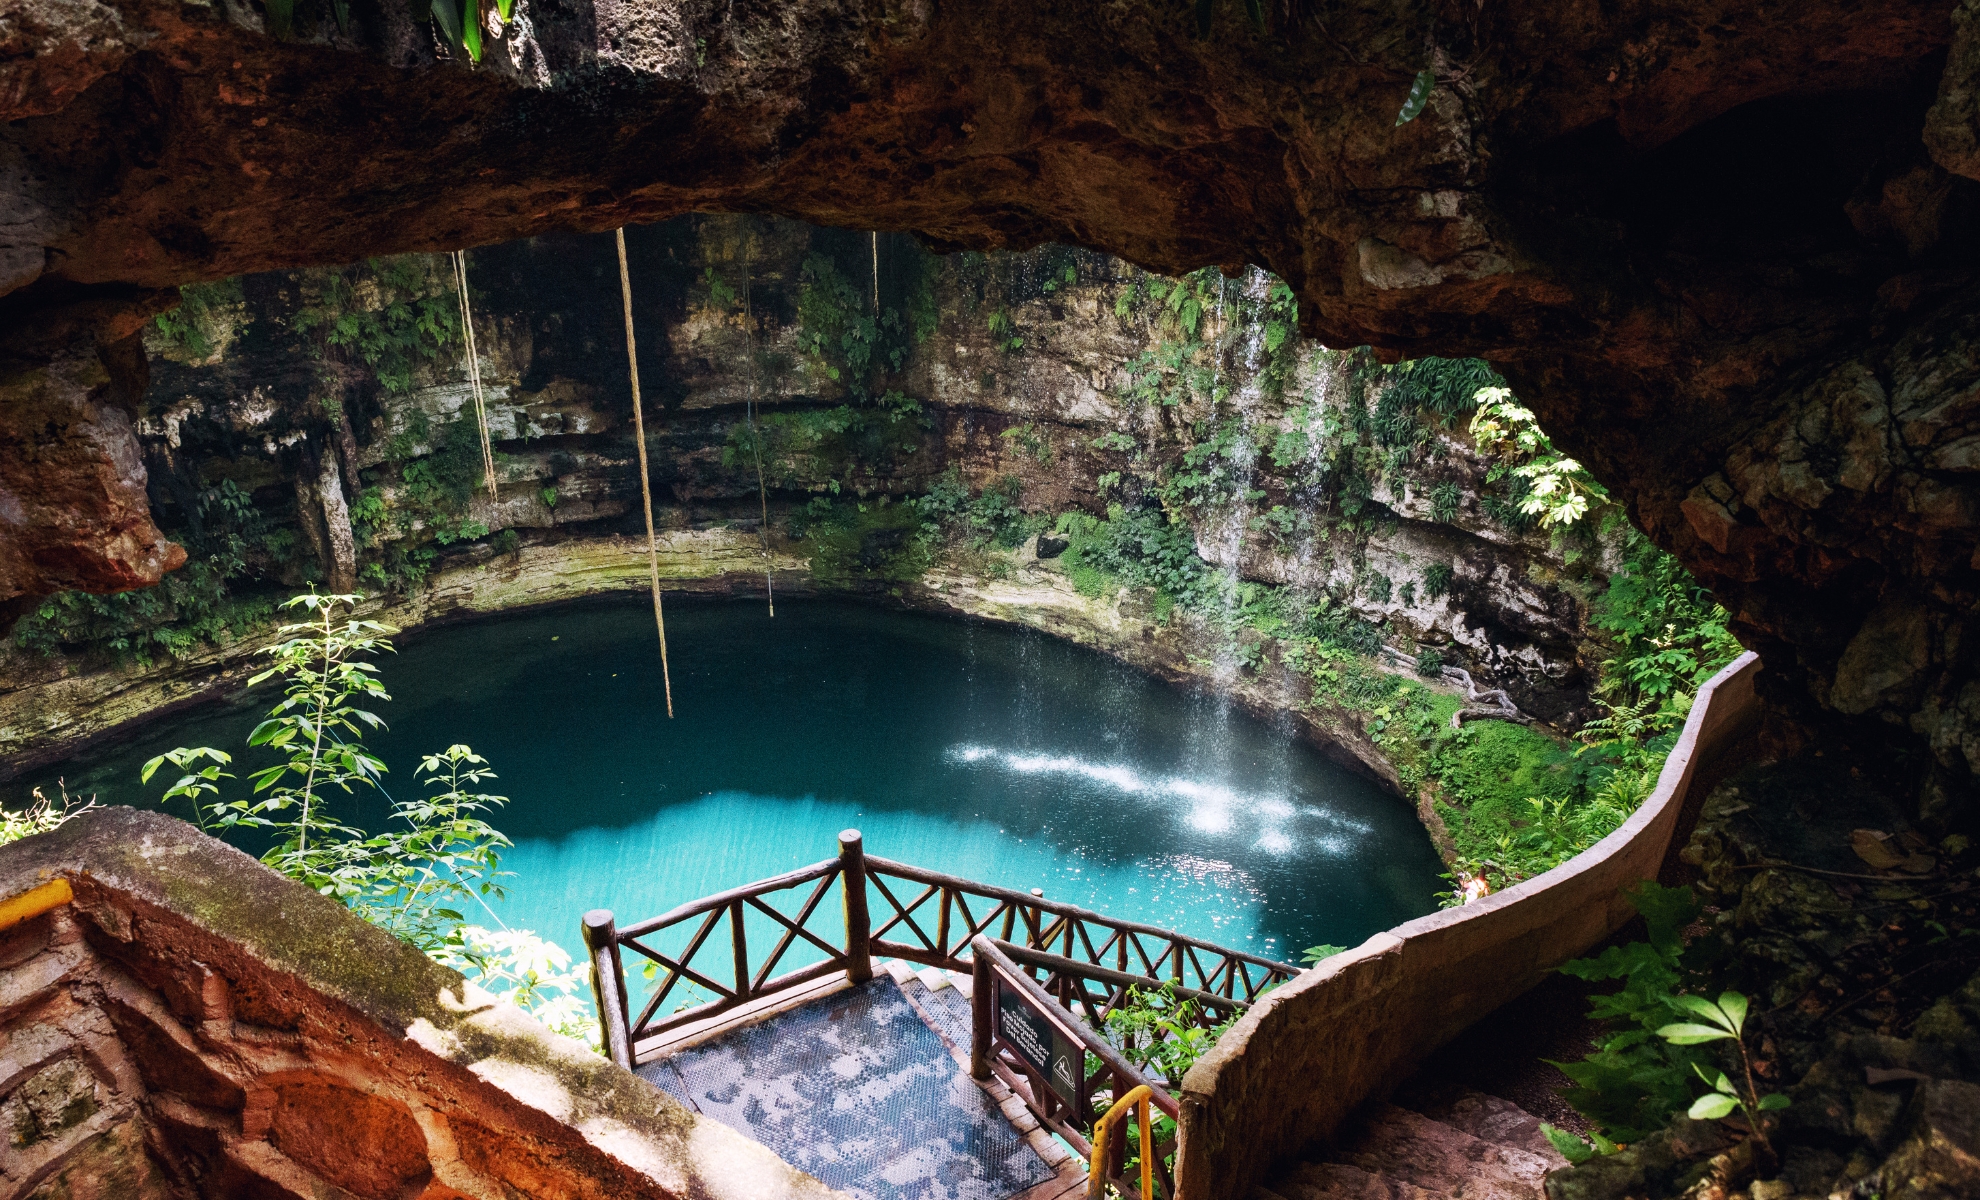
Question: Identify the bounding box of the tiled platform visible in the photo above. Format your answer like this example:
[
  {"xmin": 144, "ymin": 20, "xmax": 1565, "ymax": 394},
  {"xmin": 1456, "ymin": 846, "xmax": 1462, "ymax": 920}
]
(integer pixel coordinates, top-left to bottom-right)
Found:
[{"xmin": 639, "ymin": 969, "xmax": 1070, "ymax": 1200}]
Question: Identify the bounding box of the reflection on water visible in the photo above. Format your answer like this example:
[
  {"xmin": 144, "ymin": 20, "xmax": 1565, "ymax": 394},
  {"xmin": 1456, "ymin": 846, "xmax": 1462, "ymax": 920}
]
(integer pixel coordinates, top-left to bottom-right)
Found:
[{"xmin": 13, "ymin": 598, "xmax": 1445, "ymax": 965}]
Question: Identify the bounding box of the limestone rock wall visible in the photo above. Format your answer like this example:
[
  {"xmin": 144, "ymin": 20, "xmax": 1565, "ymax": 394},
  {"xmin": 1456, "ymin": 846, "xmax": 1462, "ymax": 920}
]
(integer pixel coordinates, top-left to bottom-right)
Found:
[{"xmin": 0, "ymin": 216, "xmax": 1618, "ymax": 769}]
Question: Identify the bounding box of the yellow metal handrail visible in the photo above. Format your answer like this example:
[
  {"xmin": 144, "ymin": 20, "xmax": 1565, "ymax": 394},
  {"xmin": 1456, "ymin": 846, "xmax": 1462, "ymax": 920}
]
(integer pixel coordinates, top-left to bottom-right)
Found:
[{"xmin": 1088, "ymin": 1083, "xmax": 1155, "ymax": 1200}]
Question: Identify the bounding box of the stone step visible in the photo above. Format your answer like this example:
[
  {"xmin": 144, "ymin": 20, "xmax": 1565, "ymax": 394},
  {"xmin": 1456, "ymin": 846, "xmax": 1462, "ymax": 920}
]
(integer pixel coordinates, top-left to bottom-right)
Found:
[
  {"xmin": 1255, "ymin": 1096, "xmax": 1563, "ymax": 1200},
  {"xmin": 1267, "ymin": 1160, "xmax": 1446, "ymax": 1200},
  {"xmin": 1433, "ymin": 1092, "xmax": 1570, "ymax": 1165},
  {"xmin": 1334, "ymin": 1104, "xmax": 1558, "ymax": 1197}
]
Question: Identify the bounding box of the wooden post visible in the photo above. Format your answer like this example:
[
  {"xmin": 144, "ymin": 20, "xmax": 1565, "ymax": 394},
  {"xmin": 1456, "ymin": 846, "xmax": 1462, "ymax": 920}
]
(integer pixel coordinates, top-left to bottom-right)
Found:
[
  {"xmin": 582, "ymin": 910, "xmax": 634, "ymax": 1070},
  {"xmin": 730, "ymin": 900, "xmax": 749, "ymax": 1000},
  {"xmin": 971, "ymin": 950, "xmax": 993, "ymax": 1080},
  {"xmin": 840, "ymin": 829, "xmax": 872, "ymax": 983}
]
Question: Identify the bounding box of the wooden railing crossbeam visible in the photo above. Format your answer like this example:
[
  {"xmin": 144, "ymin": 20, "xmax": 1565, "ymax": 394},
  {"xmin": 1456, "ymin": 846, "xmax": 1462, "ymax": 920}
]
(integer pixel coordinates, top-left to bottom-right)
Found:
[
  {"xmin": 743, "ymin": 875, "xmax": 844, "ymax": 993},
  {"xmin": 626, "ymin": 907, "xmax": 731, "ymax": 1031},
  {"xmin": 617, "ymin": 858, "xmax": 838, "ymax": 938}
]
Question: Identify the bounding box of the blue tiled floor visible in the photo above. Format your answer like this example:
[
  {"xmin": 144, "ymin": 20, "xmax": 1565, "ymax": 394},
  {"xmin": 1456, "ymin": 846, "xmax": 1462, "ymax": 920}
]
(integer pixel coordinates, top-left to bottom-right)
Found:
[{"xmin": 641, "ymin": 978, "xmax": 1053, "ymax": 1200}]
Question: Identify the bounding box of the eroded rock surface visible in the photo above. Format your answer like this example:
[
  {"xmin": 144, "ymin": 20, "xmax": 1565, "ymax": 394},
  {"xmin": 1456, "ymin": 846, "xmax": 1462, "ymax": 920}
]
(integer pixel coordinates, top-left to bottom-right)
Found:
[
  {"xmin": 0, "ymin": 807, "xmax": 841, "ymax": 1200},
  {"xmin": 3, "ymin": 0, "xmax": 1980, "ymax": 814}
]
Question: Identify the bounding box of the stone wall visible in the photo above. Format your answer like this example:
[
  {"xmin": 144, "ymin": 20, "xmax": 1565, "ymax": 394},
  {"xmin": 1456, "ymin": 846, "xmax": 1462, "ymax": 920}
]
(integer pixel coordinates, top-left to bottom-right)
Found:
[
  {"xmin": 1, "ymin": 217, "xmax": 1622, "ymax": 777},
  {"xmin": 1171, "ymin": 652, "xmax": 1765, "ymax": 1200},
  {"xmin": 0, "ymin": 807, "xmax": 842, "ymax": 1200}
]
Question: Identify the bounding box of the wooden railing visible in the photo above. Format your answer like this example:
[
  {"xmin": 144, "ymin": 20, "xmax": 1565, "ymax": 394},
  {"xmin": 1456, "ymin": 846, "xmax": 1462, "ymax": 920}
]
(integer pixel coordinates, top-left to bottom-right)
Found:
[
  {"xmin": 863, "ymin": 855, "xmax": 1296, "ymax": 1008},
  {"xmin": 971, "ymin": 935, "xmax": 1182, "ymax": 1200},
  {"xmin": 580, "ymin": 831, "xmax": 1297, "ymax": 1072}
]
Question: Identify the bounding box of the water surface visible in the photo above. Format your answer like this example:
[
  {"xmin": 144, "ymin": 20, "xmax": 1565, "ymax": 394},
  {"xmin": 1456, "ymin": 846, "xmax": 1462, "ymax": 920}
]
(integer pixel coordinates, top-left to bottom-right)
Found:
[{"xmin": 14, "ymin": 599, "xmax": 1444, "ymax": 966}]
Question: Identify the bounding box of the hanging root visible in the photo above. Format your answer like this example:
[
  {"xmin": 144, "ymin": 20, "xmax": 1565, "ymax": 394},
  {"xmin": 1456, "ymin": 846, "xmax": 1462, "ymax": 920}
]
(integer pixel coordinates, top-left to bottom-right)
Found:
[
  {"xmin": 745, "ymin": 231, "xmax": 774, "ymax": 617},
  {"xmin": 452, "ymin": 251, "xmax": 498, "ymax": 501},
  {"xmin": 616, "ymin": 227, "xmax": 675, "ymax": 718}
]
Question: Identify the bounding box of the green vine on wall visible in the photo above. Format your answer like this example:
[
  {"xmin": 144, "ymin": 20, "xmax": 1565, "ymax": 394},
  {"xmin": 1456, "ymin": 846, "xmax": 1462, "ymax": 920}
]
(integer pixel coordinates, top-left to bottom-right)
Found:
[{"xmin": 292, "ymin": 257, "xmax": 461, "ymax": 396}]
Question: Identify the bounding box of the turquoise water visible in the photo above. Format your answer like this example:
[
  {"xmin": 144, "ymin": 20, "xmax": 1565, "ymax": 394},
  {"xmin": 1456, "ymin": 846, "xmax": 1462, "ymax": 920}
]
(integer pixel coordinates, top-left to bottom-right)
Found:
[{"xmin": 12, "ymin": 599, "xmax": 1444, "ymax": 968}]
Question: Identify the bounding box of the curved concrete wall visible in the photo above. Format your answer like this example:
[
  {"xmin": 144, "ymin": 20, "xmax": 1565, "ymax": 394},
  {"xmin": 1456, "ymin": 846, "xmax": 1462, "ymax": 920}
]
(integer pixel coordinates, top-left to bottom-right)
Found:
[{"xmin": 1174, "ymin": 652, "xmax": 1763, "ymax": 1200}]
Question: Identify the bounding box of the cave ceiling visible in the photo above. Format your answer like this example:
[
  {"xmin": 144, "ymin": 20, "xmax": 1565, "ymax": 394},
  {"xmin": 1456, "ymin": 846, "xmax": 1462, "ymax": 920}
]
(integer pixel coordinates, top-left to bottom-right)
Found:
[{"xmin": 4, "ymin": 0, "xmax": 1980, "ymax": 815}]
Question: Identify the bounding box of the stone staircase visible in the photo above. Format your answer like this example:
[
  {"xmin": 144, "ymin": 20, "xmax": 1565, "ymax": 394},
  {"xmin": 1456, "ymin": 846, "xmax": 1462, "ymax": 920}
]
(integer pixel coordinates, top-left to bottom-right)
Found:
[{"xmin": 1254, "ymin": 1091, "xmax": 1569, "ymax": 1200}]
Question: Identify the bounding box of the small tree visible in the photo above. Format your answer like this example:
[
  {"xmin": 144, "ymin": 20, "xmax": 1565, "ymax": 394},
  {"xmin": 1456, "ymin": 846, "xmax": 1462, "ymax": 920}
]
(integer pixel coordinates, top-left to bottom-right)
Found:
[{"xmin": 144, "ymin": 592, "xmax": 511, "ymax": 952}]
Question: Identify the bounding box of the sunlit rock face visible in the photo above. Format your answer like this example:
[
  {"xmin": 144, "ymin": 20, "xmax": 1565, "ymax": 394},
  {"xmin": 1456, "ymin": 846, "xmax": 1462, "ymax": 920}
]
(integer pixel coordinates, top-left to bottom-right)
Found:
[{"xmin": 3, "ymin": 0, "xmax": 1979, "ymax": 813}]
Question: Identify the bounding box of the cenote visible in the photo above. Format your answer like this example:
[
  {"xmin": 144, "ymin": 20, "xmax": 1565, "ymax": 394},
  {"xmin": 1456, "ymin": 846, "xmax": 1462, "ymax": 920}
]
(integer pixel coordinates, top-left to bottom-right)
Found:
[{"xmin": 19, "ymin": 598, "xmax": 1444, "ymax": 966}]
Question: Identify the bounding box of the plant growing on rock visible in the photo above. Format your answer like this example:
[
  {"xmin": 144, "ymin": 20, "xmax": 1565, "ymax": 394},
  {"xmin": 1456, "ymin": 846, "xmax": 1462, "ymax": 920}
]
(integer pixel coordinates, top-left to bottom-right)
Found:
[
  {"xmin": 1657, "ymin": 991, "xmax": 1788, "ymax": 1164},
  {"xmin": 1545, "ymin": 883, "xmax": 1719, "ymax": 1147},
  {"xmin": 139, "ymin": 592, "xmax": 596, "ymax": 1045}
]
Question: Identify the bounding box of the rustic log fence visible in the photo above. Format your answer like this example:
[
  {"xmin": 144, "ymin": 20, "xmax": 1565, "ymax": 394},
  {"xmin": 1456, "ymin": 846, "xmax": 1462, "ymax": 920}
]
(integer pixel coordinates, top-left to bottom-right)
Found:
[{"xmin": 582, "ymin": 832, "xmax": 1298, "ymax": 1072}]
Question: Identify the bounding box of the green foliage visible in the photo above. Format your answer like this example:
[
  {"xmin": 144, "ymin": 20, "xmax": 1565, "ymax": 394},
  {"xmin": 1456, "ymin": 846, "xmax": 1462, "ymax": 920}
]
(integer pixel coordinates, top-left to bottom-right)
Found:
[
  {"xmin": 793, "ymin": 495, "xmax": 936, "ymax": 583},
  {"xmin": 431, "ymin": 926, "xmax": 598, "ymax": 1048},
  {"xmin": 1548, "ymin": 883, "xmax": 1711, "ymax": 1140},
  {"xmin": 725, "ymin": 403, "xmax": 926, "ymax": 494},
  {"xmin": 1423, "ymin": 561, "xmax": 1454, "ymax": 600},
  {"xmin": 152, "ymin": 278, "xmax": 246, "ymax": 361},
  {"xmin": 1544, "ymin": 883, "xmax": 1785, "ymax": 1153},
  {"xmin": 1395, "ymin": 69, "xmax": 1437, "ymax": 125},
  {"xmin": 1056, "ymin": 504, "xmax": 1211, "ymax": 617},
  {"xmin": 1115, "ymin": 268, "xmax": 1226, "ymax": 408},
  {"xmin": 700, "ymin": 266, "xmax": 739, "ymax": 310},
  {"xmin": 145, "ymin": 594, "xmax": 512, "ymax": 953},
  {"xmin": 1656, "ymin": 992, "xmax": 1788, "ymax": 1148},
  {"xmin": 1000, "ymin": 422, "xmax": 1052, "ymax": 464},
  {"xmin": 348, "ymin": 486, "xmax": 389, "ymax": 547},
  {"xmin": 1470, "ymin": 387, "xmax": 1609, "ymax": 529},
  {"xmin": 1429, "ymin": 720, "xmax": 1633, "ymax": 897},
  {"xmin": 292, "ymin": 256, "xmax": 460, "ymax": 395},
  {"xmin": 795, "ymin": 248, "xmax": 935, "ymax": 393},
  {"xmin": 1591, "ymin": 531, "xmax": 1743, "ymax": 708},
  {"xmin": 1415, "ymin": 647, "xmax": 1445, "ymax": 677},
  {"xmin": 12, "ymin": 480, "xmax": 281, "ymax": 663},
  {"xmin": 391, "ymin": 414, "xmax": 496, "ymax": 549},
  {"xmin": 540, "ymin": 485, "xmax": 559, "ymax": 509},
  {"xmin": 1300, "ymin": 943, "xmax": 1348, "ymax": 965},
  {"xmin": 427, "ymin": 0, "xmax": 508, "ymax": 63},
  {"xmin": 0, "ymin": 784, "xmax": 101, "ymax": 849},
  {"xmin": 986, "ymin": 309, "xmax": 1024, "ymax": 353},
  {"xmin": 1098, "ymin": 980, "xmax": 1237, "ymax": 1186},
  {"xmin": 144, "ymin": 591, "xmax": 601, "ymax": 1050},
  {"xmin": 1430, "ymin": 480, "xmax": 1463, "ymax": 523},
  {"xmin": 1103, "ymin": 982, "xmax": 1236, "ymax": 1089}
]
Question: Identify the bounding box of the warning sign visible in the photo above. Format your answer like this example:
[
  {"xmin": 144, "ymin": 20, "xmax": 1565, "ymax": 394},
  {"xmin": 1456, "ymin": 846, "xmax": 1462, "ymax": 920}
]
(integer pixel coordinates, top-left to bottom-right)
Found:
[{"xmin": 995, "ymin": 975, "xmax": 1084, "ymax": 1110}]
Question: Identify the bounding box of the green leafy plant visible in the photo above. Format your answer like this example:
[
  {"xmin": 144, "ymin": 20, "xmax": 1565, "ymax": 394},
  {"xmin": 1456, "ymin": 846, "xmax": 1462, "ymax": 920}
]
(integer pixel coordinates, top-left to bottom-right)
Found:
[
  {"xmin": 292, "ymin": 256, "xmax": 460, "ymax": 396},
  {"xmin": 1548, "ymin": 883, "xmax": 1714, "ymax": 1143},
  {"xmin": 1097, "ymin": 980, "xmax": 1238, "ymax": 1186},
  {"xmin": 1424, "ymin": 562, "xmax": 1454, "ymax": 600},
  {"xmin": 151, "ymin": 278, "xmax": 246, "ymax": 361},
  {"xmin": 431, "ymin": 925, "xmax": 598, "ymax": 1049},
  {"xmin": 137, "ymin": 590, "xmax": 605, "ymax": 1049},
  {"xmin": 1001, "ymin": 422, "xmax": 1052, "ymax": 464},
  {"xmin": 12, "ymin": 479, "xmax": 281, "ymax": 663},
  {"xmin": 145, "ymin": 593, "xmax": 512, "ymax": 953},
  {"xmin": 1430, "ymin": 480, "xmax": 1463, "ymax": 523},
  {"xmin": 1395, "ymin": 69, "xmax": 1436, "ymax": 125},
  {"xmin": 1657, "ymin": 993, "xmax": 1788, "ymax": 1150},
  {"xmin": 1301, "ymin": 943, "xmax": 1348, "ymax": 965},
  {"xmin": 1470, "ymin": 388, "xmax": 1608, "ymax": 528}
]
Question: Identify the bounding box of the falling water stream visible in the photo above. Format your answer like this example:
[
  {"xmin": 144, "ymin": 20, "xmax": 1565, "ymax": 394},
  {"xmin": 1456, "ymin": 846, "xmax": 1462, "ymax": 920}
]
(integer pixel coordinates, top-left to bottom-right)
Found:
[{"xmin": 15, "ymin": 598, "xmax": 1445, "ymax": 966}]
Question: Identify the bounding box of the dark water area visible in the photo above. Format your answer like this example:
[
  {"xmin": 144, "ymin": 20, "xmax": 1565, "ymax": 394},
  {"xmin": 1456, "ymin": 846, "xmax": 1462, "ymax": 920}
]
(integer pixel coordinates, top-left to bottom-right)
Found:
[{"xmin": 11, "ymin": 598, "xmax": 1444, "ymax": 966}]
